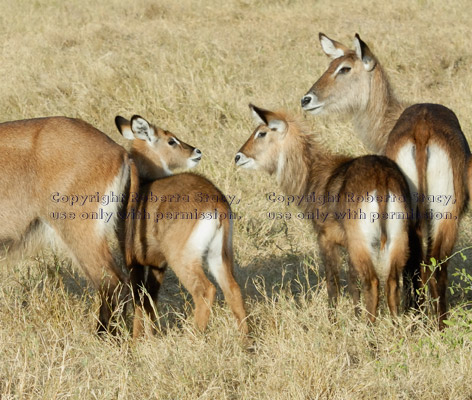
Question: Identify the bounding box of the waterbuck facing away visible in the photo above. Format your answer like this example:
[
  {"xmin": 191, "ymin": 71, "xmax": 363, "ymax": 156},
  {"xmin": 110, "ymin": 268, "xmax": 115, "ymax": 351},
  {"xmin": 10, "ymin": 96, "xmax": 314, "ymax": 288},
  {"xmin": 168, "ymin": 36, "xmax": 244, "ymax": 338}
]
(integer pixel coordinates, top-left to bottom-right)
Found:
[
  {"xmin": 236, "ymin": 105, "xmax": 416, "ymax": 321},
  {"xmin": 115, "ymin": 116, "xmax": 248, "ymax": 338},
  {"xmin": 302, "ymin": 33, "xmax": 471, "ymax": 327}
]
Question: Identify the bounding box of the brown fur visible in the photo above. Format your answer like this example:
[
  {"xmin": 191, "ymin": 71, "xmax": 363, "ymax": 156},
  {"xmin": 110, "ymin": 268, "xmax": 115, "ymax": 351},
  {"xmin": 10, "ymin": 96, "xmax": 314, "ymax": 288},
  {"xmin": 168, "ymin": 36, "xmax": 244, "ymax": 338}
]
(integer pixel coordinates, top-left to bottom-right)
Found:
[
  {"xmin": 386, "ymin": 104, "xmax": 470, "ymax": 327},
  {"xmin": 0, "ymin": 114, "xmax": 197, "ymax": 334},
  {"xmin": 116, "ymin": 123, "xmax": 247, "ymax": 338},
  {"xmin": 237, "ymin": 105, "xmax": 414, "ymax": 321},
  {"xmin": 303, "ymin": 34, "xmax": 471, "ymax": 328},
  {"xmin": 0, "ymin": 116, "xmax": 136, "ymax": 333}
]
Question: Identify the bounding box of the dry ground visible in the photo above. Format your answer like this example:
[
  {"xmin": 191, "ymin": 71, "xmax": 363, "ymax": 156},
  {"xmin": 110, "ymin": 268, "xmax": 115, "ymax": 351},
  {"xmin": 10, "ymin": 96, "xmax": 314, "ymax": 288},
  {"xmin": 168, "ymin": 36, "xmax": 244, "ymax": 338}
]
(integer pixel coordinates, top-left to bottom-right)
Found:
[{"xmin": 1, "ymin": 0, "xmax": 472, "ymax": 398}]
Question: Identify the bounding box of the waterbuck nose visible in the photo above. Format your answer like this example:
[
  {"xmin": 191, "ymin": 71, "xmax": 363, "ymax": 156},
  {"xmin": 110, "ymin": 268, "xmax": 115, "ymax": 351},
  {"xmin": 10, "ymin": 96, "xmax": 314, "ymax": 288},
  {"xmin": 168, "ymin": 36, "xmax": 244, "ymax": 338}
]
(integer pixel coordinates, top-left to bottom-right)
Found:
[
  {"xmin": 235, "ymin": 154, "xmax": 241, "ymax": 164},
  {"xmin": 301, "ymin": 95, "xmax": 312, "ymax": 108},
  {"xmin": 195, "ymin": 148, "xmax": 201, "ymax": 154}
]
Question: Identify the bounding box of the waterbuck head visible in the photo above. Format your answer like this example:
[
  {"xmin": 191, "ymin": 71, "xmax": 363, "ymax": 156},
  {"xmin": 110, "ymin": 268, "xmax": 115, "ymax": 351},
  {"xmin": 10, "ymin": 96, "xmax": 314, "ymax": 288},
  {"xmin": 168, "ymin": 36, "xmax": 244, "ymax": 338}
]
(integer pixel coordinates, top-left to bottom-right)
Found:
[
  {"xmin": 235, "ymin": 104, "xmax": 289, "ymax": 176},
  {"xmin": 115, "ymin": 115, "xmax": 201, "ymax": 179},
  {"xmin": 301, "ymin": 33, "xmax": 377, "ymax": 116}
]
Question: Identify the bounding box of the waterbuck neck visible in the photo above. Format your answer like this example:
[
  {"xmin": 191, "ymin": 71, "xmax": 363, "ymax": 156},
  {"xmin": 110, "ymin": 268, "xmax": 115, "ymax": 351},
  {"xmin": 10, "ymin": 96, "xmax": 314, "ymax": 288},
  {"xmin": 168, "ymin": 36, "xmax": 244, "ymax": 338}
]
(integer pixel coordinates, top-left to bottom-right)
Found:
[
  {"xmin": 131, "ymin": 144, "xmax": 172, "ymax": 182},
  {"xmin": 277, "ymin": 124, "xmax": 341, "ymax": 209},
  {"xmin": 352, "ymin": 65, "xmax": 405, "ymax": 154}
]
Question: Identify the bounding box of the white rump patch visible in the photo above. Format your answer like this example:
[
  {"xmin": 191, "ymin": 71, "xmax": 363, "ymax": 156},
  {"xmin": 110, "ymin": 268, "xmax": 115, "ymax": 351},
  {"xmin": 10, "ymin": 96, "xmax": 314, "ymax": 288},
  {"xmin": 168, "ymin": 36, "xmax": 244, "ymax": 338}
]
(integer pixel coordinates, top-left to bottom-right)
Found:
[
  {"xmin": 426, "ymin": 143, "xmax": 454, "ymax": 237},
  {"xmin": 186, "ymin": 218, "xmax": 219, "ymax": 254},
  {"xmin": 356, "ymin": 191, "xmax": 406, "ymax": 284},
  {"xmin": 185, "ymin": 217, "xmax": 224, "ymax": 282},
  {"xmin": 395, "ymin": 142, "xmax": 419, "ymax": 217},
  {"xmin": 207, "ymin": 222, "xmax": 225, "ymax": 283},
  {"xmin": 382, "ymin": 197, "xmax": 407, "ymax": 283},
  {"xmin": 357, "ymin": 190, "xmax": 381, "ymax": 259}
]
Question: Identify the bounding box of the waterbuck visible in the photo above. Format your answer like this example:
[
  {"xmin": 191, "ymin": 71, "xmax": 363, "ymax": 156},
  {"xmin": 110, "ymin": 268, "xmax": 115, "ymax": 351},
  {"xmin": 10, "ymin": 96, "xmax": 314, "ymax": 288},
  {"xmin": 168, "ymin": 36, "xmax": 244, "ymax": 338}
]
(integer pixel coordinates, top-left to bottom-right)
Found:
[
  {"xmin": 115, "ymin": 116, "xmax": 248, "ymax": 338},
  {"xmin": 0, "ymin": 116, "xmax": 138, "ymax": 332},
  {"xmin": 236, "ymin": 105, "xmax": 415, "ymax": 321},
  {"xmin": 0, "ymin": 114, "xmax": 199, "ymax": 333},
  {"xmin": 301, "ymin": 33, "xmax": 471, "ymax": 327}
]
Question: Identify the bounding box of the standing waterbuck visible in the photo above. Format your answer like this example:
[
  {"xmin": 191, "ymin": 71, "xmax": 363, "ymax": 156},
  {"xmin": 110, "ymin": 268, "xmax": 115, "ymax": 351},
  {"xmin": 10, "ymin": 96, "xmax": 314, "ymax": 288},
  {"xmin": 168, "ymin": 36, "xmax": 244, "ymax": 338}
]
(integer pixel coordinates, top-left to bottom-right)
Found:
[
  {"xmin": 0, "ymin": 116, "xmax": 139, "ymax": 333},
  {"xmin": 115, "ymin": 116, "xmax": 248, "ymax": 338},
  {"xmin": 302, "ymin": 33, "xmax": 471, "ymax": 327},
  {"xmin": 236, "ymin": 105, "xmax": 415, "ymax": 321},
  {"xmin": 0, "ymin": 114, "xmax": 198, "ymax": 333}
]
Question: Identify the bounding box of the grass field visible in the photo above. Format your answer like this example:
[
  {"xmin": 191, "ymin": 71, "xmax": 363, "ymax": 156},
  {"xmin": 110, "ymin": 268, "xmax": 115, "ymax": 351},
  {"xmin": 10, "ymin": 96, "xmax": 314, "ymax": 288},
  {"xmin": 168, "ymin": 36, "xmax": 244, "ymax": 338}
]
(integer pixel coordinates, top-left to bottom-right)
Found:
[{"xmin": 1, "ymin": 0, "xmax": 472, "ymax": 398}]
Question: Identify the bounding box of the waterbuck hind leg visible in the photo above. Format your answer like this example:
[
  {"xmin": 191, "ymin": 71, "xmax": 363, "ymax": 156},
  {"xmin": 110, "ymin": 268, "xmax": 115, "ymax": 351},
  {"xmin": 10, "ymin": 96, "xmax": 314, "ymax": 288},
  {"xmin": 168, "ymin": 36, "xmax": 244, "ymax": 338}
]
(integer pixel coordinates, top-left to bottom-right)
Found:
[
  {"xmin": 403, "ymin": 224, "xmax": 423, "ymax": 312},
  {"xmin": 318, "ymin": 233, "xmax": 341, "ymax": 309},
  {"xmin": 171, "ymin": 256, "xmax": 217, "ymax": 332},
  {"xmin": 425, "ymin": 219, "xmax": 457, "ymax": 329},
  {"xmin": 207, "ymin": 257, "xmax": 248, "ymax": 335},
  {"xmin": 205, "ymin": 220, "xmax": 248, "ymax": 335},
  {"xmin": 51, "ymin": 221, "xmax": 128, "ymax": 334},
  {"xmin": 385, "ymin": 263, "xmax": 401, "ymax": 317},
  {"xmin": 212, "ymin": 265, "xmax": 248, "ymax": 335},
  {"xmin": 130, "ymin": 265, "xmax": 165, "ymax": 338},
  {"xmin": 348, "ymin": 246, "xmax": 379, "ymax": 323},
  {"xmin": 347, "ymin": 259, "xmax": 361, "ymax": 317}
]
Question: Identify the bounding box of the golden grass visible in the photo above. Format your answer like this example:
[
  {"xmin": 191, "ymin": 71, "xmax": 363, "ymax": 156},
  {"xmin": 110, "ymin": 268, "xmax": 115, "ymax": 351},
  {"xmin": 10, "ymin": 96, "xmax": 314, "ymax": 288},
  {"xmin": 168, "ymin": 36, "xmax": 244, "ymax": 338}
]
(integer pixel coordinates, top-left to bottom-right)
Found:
[{"xmin": 1, "ymin": 0, "xmax": 472, "ymax": 398}]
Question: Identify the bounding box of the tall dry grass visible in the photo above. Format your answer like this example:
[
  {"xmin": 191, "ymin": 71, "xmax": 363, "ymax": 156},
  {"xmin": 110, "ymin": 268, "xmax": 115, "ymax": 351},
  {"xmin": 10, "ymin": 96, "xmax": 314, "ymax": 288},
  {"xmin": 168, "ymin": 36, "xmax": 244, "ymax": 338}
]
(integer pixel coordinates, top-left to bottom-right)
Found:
[{"xmin": 1, "ymin": 0, "xmax": 472, "ymax": 398}]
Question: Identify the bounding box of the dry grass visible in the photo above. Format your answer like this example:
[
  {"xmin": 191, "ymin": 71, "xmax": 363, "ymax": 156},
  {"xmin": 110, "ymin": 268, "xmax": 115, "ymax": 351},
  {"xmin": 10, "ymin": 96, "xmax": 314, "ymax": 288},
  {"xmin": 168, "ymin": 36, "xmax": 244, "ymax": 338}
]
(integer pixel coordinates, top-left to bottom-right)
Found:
[{"xmin": 1, "ymin": 0, "xmax": 472, "ymax": 398}]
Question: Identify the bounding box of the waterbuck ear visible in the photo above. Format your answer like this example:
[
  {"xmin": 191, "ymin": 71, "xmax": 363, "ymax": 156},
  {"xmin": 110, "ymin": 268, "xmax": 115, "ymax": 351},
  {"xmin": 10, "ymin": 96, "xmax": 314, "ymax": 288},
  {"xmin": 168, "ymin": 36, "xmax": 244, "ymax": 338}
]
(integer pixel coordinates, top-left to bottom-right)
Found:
[
  {"xmin": 319, "ymin": 32, "xmax": 348, "ymax": 59},
  {"xmin": 268, "ymin": 119, "xmax": 287, "ymax": 133},
  {"xmin": 249, "ymin": 104, "xmax": 287, "ymax": 134},
  {"xmin": 353, "ymin": 33, "xmax": 376, "ymax": 71},
  {"xmin": 249, "ymin": 104, "xmax": 271, "ymax": 125},
  {"xmin": 114, "ymin": 116, "xmax": 135, "ymax": 140},
  {"xmin": 130, "ymin": 115, "xmax": 157, "ymax": 143}
]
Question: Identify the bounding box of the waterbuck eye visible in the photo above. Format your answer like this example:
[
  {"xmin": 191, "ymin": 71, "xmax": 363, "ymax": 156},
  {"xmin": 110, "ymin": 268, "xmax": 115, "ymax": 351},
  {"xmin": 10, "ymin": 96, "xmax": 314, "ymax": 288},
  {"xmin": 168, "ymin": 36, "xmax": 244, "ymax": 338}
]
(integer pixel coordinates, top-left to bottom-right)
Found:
[
  {"xmin": 338, "ymin": 66, "xmax": 351, "ymax": 75},
  {"xmin": 168, "ymin": 139, "xmax": 176, "ymax": 146},
  {"xmin": 257, "ymin": 131, "xmax": 267, "ymax": 138}
]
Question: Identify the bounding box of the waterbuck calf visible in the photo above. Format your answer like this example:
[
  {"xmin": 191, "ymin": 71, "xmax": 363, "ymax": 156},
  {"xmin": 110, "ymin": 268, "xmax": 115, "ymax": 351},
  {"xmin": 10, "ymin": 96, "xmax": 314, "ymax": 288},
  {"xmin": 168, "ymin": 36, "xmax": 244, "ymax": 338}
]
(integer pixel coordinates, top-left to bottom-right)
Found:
[
  {"xmin": 236, "ymin": 105, "xmax": 414, "ymax": 321},
  {"xmin": 115, "ymin": 116, "xmax": 248, "ymax": 338},
  {"xmin": 301, "ymin": 33, "xmax": 471, "ymax": 327}
]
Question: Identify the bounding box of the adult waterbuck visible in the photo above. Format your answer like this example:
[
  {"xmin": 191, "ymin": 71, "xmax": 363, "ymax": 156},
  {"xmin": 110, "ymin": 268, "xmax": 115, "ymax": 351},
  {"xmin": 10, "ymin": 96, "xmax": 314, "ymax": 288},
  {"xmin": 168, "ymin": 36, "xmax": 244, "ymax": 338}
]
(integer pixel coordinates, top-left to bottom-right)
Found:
[
  {"xmin": 301, "ymin": 33, "xmax": 471, "ymax": 328},
  {"xmin": 0, "ymin": 114, "xmax": 197, "ymax": 333},
  {"xmin": 0, "ymin": 116, "xmax": 139, "ymax": 333},
  {"xmin": 115, "ymin": 116, "xmax": 248, "ymax": 338},
  {"xmin": 236, "ymin": 105, "xmax": 414, "ymax": 321}
]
